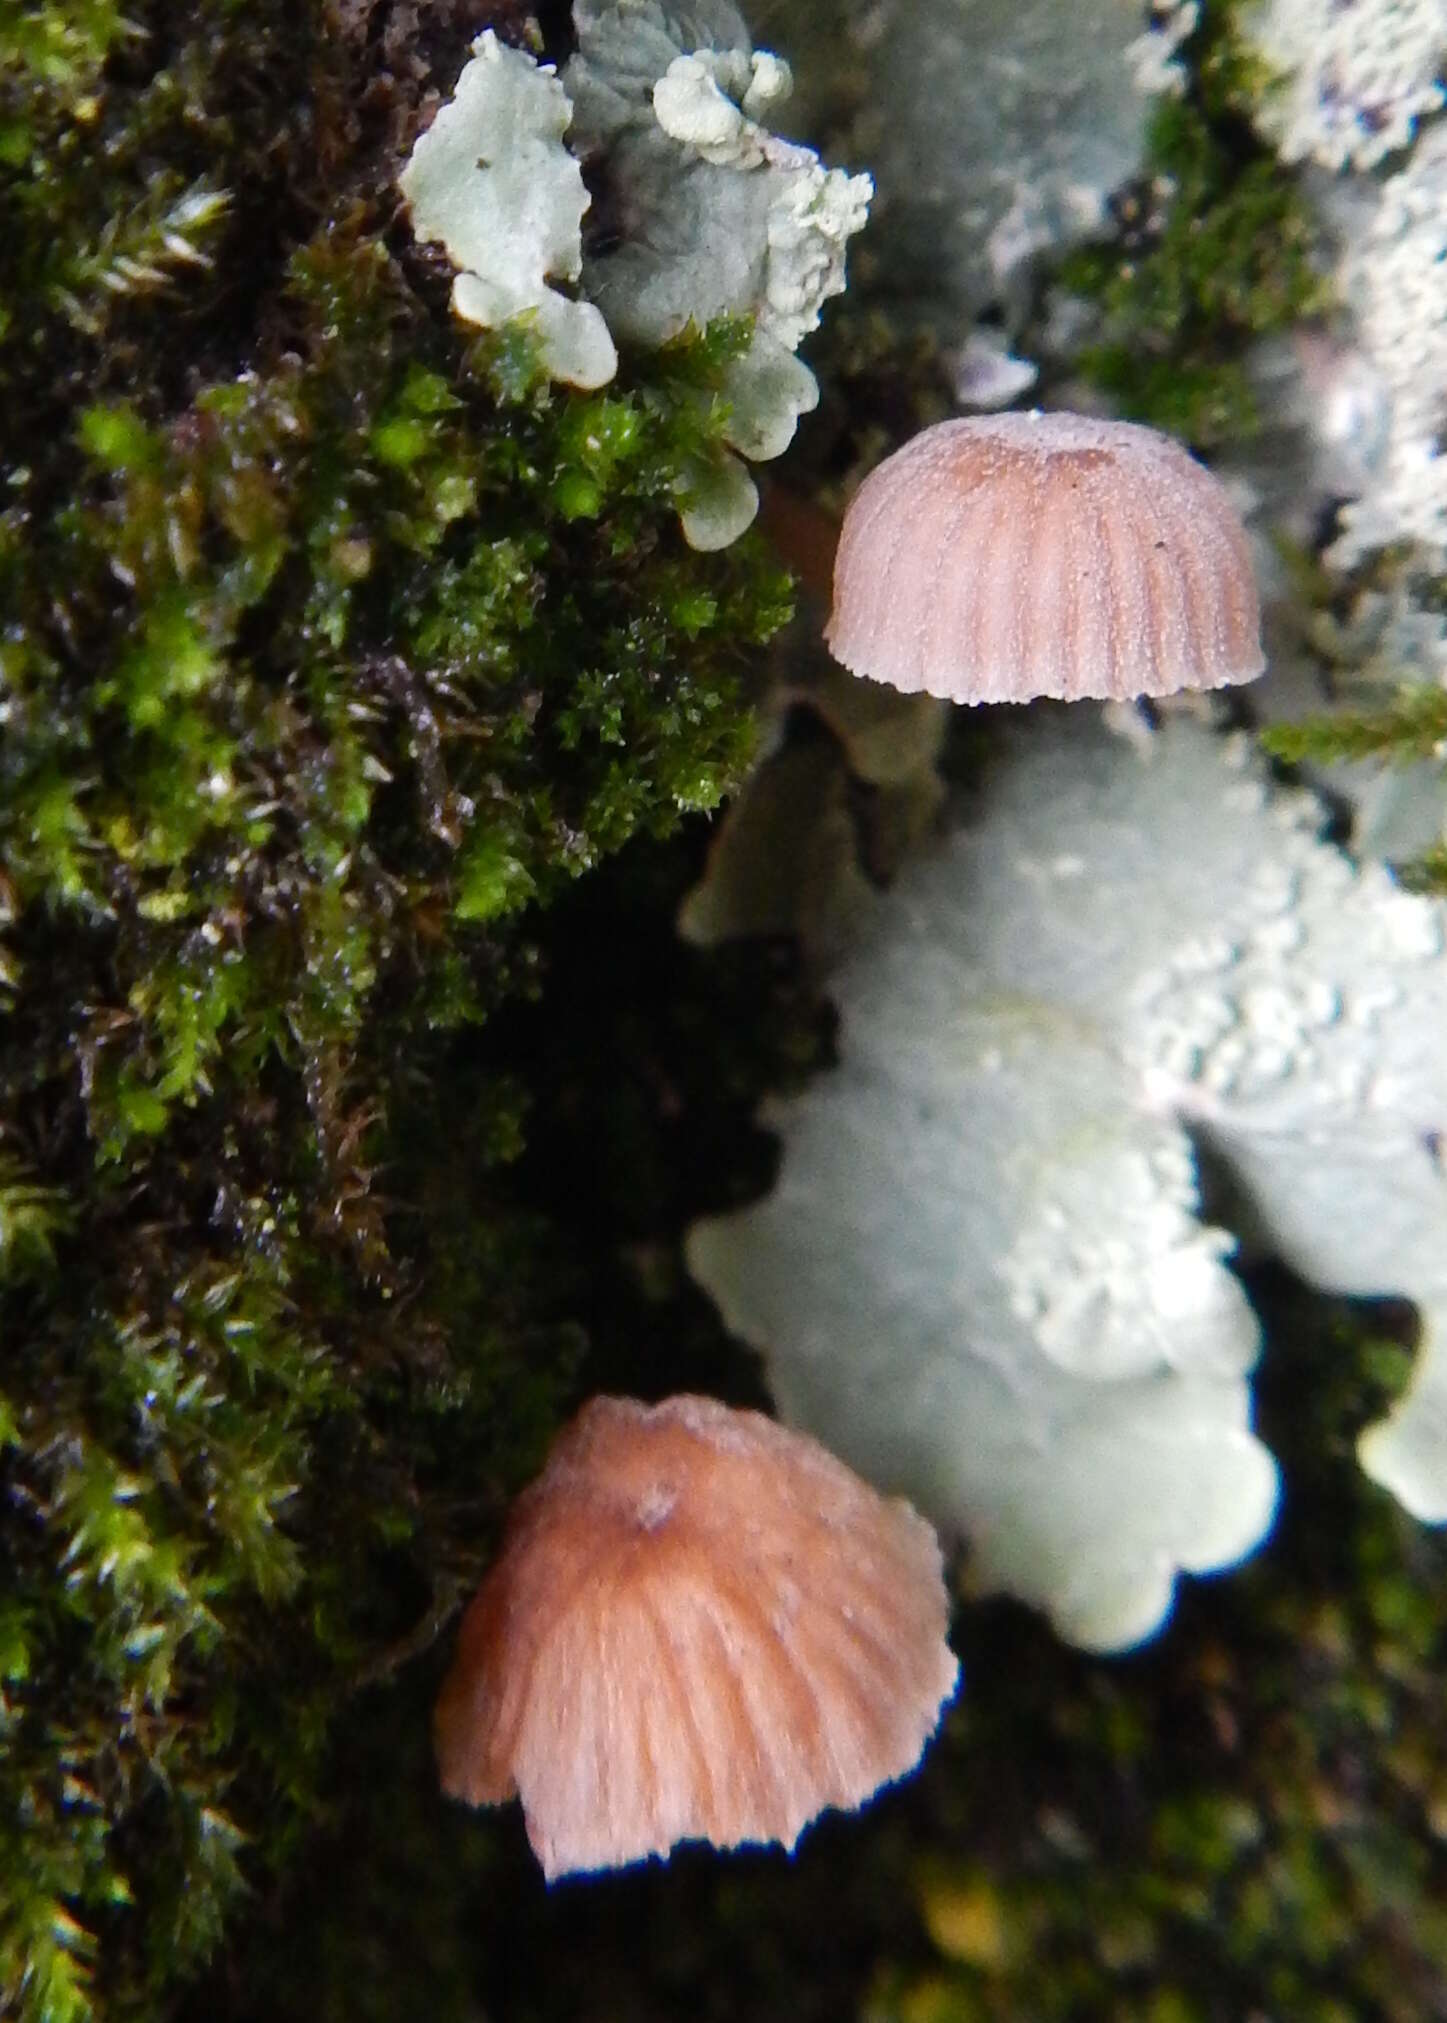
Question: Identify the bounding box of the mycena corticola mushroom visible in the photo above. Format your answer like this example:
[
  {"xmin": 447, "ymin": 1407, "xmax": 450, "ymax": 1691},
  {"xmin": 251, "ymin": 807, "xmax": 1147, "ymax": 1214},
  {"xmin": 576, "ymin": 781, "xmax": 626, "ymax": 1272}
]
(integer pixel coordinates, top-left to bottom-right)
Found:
[
  {"xmin": 825, "ymin": 411, "xmax": 1264, "ymax": 705},
  {"xmin": 435, "ymin": 1394, "xmax": 959, "ymax": 1879}
]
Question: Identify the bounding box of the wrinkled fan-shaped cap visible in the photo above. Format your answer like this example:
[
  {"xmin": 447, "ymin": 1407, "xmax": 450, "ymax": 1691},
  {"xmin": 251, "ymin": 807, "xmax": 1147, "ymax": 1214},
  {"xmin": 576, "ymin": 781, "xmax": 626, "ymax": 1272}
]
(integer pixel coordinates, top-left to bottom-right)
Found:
[
  {"xmin": 435, "ymin": 1393, "xmax": 959, "ymax": 1879},
  {"xmin": 825, "ymin": 411, "xmax": 1264, "ymax": 704}
]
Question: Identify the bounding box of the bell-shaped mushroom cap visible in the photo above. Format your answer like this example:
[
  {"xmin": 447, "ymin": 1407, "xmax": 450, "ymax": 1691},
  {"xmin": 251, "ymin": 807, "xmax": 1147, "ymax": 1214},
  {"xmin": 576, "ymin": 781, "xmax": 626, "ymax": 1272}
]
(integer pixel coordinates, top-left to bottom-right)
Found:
[
  {"xmin": 825, "ymin": 411, "xmax": 1264, "ymax": 704},
  {"xmin": 435, "ymin": 1393, "xmax": 959, "ymax": 1879}
]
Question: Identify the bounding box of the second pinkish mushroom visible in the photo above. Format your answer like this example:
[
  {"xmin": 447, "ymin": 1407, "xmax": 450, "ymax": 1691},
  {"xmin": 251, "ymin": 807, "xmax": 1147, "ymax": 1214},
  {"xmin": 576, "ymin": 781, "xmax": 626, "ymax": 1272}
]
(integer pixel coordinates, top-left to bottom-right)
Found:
[{"xmin": 824, "ymin": 411, "xmax": 1264, "ymax": 706}]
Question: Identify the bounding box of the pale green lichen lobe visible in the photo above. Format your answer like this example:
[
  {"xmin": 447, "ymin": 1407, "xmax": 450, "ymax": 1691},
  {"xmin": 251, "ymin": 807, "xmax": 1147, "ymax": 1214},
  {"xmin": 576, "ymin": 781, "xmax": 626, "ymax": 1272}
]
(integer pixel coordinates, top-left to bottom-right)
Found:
[
  {"xmin": 398, "ymin": 30, "xmax": 618, "ymax": 389},
  {"xmin": 567, "ymin": 1, "xmax": 872, "ymax": 545}
]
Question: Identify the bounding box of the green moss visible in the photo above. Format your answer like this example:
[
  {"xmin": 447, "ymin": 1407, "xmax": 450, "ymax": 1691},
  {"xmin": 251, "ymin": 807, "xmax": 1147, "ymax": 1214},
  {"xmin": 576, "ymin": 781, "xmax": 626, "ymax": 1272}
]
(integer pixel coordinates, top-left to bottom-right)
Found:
[
  {"xmin": 0, "ymin": 5, "xmax": 791, "ymax": 2016},
  {"xmin": 1057, "ymin": 1, "xmax": 1329, "ymax": 445},
  {"xmin": 1399, "ymin": 838, "xmax": 1447, "ymax": 897},
  {"xmin": 0, "ymin": 0, "xmax": 135, "ymax": 100},
  {"xmin": 1260, "ymin": 685, "xmax": 1447, "ymax": 769},
  {"xmin": 1259, "ymin": 683, "xmax": 1447, "ymax": 888}
]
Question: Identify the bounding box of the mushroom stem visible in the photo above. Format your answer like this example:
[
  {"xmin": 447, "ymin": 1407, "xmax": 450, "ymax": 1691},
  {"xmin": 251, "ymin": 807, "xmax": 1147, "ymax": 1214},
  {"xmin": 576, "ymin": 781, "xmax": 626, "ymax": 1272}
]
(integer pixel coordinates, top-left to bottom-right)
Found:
[{"xmin": 756, "ymin": 480, "xmax": 840, "ymax": 603}]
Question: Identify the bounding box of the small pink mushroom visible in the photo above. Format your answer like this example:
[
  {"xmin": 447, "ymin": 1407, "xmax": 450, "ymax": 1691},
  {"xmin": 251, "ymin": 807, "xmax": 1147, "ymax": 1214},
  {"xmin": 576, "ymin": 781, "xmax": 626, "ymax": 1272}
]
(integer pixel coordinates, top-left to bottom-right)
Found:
[
  {"xmin": 825, "ymin": 411, "xmax": 1263, "ymax": 705},
  {"xmin": 436, "ymin": 1393, "xmax": 959, "ymax": 1879}
]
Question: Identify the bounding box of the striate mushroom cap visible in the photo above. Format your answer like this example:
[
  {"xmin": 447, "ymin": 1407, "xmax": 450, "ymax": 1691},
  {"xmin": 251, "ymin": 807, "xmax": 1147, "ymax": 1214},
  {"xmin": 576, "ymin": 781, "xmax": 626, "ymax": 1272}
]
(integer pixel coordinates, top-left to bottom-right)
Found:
[
  {"xmin": 435, "ymin": 1393, "xmax": 959, "ymax": 1880},
  {"xmin": 824, "ymin": 410, "xmax": 1264, "ymax": 705}
]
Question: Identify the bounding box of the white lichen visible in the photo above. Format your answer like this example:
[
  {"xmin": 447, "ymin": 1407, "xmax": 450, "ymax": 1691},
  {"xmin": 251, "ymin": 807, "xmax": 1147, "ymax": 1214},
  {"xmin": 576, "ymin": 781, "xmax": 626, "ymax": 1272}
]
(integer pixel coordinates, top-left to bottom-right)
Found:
[
  {"xmin": 948, "ymin": 330, "xmax": 1040, "ymax": 411},
  {"xmin": 1127, "ymin": 1, "xmax": 1200, "ymax": 99},
  {"xmin": 671, "ymin": 440, "xmax": 766, "ymax": 551},
  {"xmin": 568, "ymin": 3, "xmax": 871, "ymax": 352},
  {"xmin": 566, "ymin": 0, "xmax": 871, "ymax": 544},
  {"xmin": 398, "ymin": 32, "xmax": 617, "ymax": 390},
  {"xmin": 678, "ymin": 664, "xmax": 947, "ymax": 954},
  {"xmin": 1232, "ymin": 323, "xmax": 1393, "ymax": 555},
  {"xmin": 398, "ymin": 11, "xmax": 869, "ymax": 546},
  {"xmin": 687, "ymin": 708, "xmax": 1447, "ymax": 1649},
  {"xmin": 1327, "ymin": 123, "xmax": 1447, "ymax": 569},
  {"xmin": 754, "ymin": 0, "xmax": 1161, "ymax": 327},
  {"xmin": 1242, "ymin": 0, "xmax": 1445, "ymax": 169}
]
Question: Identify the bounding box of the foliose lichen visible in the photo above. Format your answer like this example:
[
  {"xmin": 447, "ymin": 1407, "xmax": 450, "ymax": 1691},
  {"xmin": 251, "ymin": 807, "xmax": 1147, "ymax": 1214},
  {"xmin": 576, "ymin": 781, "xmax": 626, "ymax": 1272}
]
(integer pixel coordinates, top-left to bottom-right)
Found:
[
  {"xmin": 687, "ymin": 705, "xmax": 1447, "ymax": 1643},
  {"xmin": 397, "ymin": 30, "xmax": 618, "ymax": 388},
  {"xmin": 397, "ymin": 5, "xmax": 872, "ymax": 548},
  {"xmin": 1241, "ymin": 0, "xmax": 1446, "ymax": 169},
  {"xmin": 759, "ymin": 0, "xmax": 1163, "ymax": 334},
  {"xmin": 1326, "ymin": 122, "xmax": 1447, "ymax": 570},
  {"xmin": 564, "ymin": 0, "xmax": 873, "ymax": 546}
]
